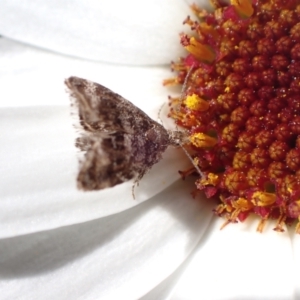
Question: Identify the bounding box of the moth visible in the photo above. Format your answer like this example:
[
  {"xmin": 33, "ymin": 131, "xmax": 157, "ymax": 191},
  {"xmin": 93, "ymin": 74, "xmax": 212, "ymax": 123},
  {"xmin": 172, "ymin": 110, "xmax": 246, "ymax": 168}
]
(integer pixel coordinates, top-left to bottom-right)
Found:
[{"xmin": 65, "ymin": 76, "xmax": 201, "ymax": 193}]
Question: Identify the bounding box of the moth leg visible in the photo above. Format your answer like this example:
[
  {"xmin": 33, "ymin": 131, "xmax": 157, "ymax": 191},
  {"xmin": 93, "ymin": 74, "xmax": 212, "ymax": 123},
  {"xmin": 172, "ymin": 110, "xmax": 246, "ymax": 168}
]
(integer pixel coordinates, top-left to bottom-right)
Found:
[
  {"xmin": 131, "ymin": 183, "xmax": 136, "ymax": 200},
  {"xmin": 131, "ymin": 177, "xmax": 141, "ymax": 200},
  {"xmin": 131, "ymin": 169, "xmax": 147, "ymax": 199},
  {"xmin": 131, "ymin": 178, "xmax": 140, "ymax": 199},
  {"xmin": 157, "ymin": 103, "xmax": 165, "ymax": 126}
]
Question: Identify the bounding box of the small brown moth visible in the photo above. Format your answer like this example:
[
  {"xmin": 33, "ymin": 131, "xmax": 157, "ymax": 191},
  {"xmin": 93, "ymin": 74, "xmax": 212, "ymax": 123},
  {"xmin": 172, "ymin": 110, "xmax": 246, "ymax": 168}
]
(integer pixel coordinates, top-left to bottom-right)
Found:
[{"xmin": 65, "ymin": 77, "xmax": 202, "ymax": 193}]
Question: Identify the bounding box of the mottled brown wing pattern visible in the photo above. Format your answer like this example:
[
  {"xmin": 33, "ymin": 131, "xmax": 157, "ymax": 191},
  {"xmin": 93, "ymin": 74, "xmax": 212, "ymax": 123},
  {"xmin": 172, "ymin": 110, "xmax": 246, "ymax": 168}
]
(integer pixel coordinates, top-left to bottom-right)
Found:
[
  {"xmin": 75, "ymin": 132, "xmax": 137, "ymax": 190},
  {"xmin": 65, "ymin": 76, "xmax": 173, "ymax": 191}
]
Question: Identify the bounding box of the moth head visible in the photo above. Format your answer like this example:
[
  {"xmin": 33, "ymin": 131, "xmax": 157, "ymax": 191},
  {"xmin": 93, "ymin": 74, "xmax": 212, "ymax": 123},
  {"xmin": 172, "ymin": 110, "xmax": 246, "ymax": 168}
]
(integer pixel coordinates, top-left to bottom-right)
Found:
[
  {"xmin": 168, "ymin": 130, "xmax": 188, "ymax": 147},
  {"xmin": 168, "ymin": 130, "xmax": 205, "ymax": 178}
]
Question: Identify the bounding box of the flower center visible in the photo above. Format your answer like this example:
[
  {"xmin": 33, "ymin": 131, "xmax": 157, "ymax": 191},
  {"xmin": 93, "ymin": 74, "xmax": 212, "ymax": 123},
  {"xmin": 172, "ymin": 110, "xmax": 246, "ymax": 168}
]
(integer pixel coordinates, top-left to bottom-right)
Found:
[{"xmin": 165, "ymin": 0, "xmax": 300, "ymax": 233}]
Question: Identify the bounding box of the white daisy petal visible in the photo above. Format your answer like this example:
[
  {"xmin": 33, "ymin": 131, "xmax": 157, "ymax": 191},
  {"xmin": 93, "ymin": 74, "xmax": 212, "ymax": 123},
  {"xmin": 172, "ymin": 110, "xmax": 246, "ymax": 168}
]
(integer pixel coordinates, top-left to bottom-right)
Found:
[
  {"xmin": 184, "ymin": 0, "xmax": 214, "ymax": 10},
  {"xmin": 170, "ymin": 218, "xmax": 294, "ymax": 300},
  {"xmin": 140, "ymin": 239, "xmax": 197, "ymax": 300},
  {"xmin": 0, "ymin": 38, "xmax": 195, "ymax": 238},
  {"xmin": 0, "ymin": 178, "xmax": 214, "ymax": 300},
  {"xmin": 0, "ymin": 0, "xmax": 192, "ymax": 65},
  {"xmin": 0, "ymin": 104, "xmax": 193, "ymax": 238},
  {"xmin": 291, "ymin": 229, "xmax": 300, "ymax": 298},
  {"xmin": 0, "ymin": 38, "xmax": 174, "ymax": 112},
  {"xmin": 1, "ymin": 2, "xmax": 298, "ymax": 299}
]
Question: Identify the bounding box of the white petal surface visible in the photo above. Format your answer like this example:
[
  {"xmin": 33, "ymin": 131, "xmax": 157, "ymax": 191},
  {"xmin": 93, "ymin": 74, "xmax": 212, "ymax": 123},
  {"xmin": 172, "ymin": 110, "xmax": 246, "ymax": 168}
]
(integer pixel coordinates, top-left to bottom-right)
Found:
[
  {"xmin": 0, "ymin": 38, "xmax": 195, "ymax": 238},
  {"xmin": 291, "ymin": 229, "xmax": 300, "ymax": 299},
  {"xmin": 0, "ymin": 0, "xmax": 192, "ymax": 65},
  {"xmin": 0, "ymin": 178, "xmax": 214, "ymax": 300},
  {"xmin": 170, "ymin": 218, "xmax": 295, "ymax": 300},
  {"xmin": 0, "ymin": 38, "xmax": 175, "ymax": 112},
  {"xmin": 0, "ymin": 105, "xmax": 192, "ymax": 238}
]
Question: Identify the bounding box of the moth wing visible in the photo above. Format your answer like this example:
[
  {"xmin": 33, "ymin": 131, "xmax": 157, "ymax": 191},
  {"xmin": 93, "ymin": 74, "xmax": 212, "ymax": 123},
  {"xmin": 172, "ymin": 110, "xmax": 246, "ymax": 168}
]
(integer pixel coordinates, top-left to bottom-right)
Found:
[
  {"xmin": 65, "ymin": 76, "xmax": 170, "ymax": 191},
  {"xmin": 65, "ymin": 76, "xmax": 156, "ymax": 134},
  {"xmin": 77, "ymin": 132, "xmax": 139, "ymax": 190}
]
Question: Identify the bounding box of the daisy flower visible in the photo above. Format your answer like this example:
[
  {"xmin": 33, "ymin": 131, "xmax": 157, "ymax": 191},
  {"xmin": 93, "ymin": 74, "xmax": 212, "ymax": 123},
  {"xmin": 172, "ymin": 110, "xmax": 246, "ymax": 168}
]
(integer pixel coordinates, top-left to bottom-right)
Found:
[{"xmin": 0, "ymin": 0, "xmax": 299, "ymax": 299}]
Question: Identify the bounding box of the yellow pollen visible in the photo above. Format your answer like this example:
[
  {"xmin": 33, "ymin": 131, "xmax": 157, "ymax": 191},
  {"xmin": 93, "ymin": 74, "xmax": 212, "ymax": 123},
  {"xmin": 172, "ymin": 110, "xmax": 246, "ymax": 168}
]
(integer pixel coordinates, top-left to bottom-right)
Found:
[
  {"xmin": 231, "ymin": 0, "xmax": 254, "ymax": 18},
  {"xmin": 190, "ymin": 133, "xmax": 218, "ymax": 148},
  {"xmin": 190, "ymin": 3, "xmax": 208, "ymax": 18},
  {"xmin": 199, "ymin": 172, "xmax": 219, "ymax": 186},
  {"xmin": 166, "ymin": 0, "xmax": 300, "ymax": 233},
  {"xmin": 232, "ymin": 197, "xmax": 253, "ymax": 211},
  {"xmin": 197, "ymin": 23, "xmax": 219, "ymax": 40},
  {"xmin": 184, "ymin": 37, "xmax": 216, "ymax": 63},
  {"xmin": 184, "ymin": 94, "xmax": 209, "ymax": 111},
  {"xmin": 274, "ymin": 210, "xmax": 287, "ymax": 232},
  {"xmin": 163, "ymin": 78, "xmax": 181, "ymax": 86},
  {"xmin": 257, "ymin": 219, "xmax": 268, "ymax": 233},
  {"xmin": 170, "ymin": 61, "xmax": 186, "ymax": 72},
  {"xmin": 251, "ymin": 191, "xmax": 276, "ymax": 207}
]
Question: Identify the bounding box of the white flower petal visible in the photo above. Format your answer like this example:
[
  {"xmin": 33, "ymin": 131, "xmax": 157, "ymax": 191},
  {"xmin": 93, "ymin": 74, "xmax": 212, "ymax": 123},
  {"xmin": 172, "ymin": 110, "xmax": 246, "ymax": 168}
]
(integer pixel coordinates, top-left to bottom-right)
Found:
[
  {"xmin": 0, "ymin": 38, "xmax": 195, "ymax": 238},
  {"xmin": 0, "ymin": 178, "xmax": 214, "ymax": 300},
  {"xmin": 291, "ymin": 228, "xmax": 300, "ymax": 298},
  {"xmin": 0, "ymin": 0, "xmax": 192, "ymax": 65},
  {"xmin": 0, "ymin": 104, "xmax": 193, "ymax": 238},
  {"xmin": 140, "ymin": 242, "xmax": 196, "ymax": 300},
  {"xmin": 170, "ymin": 218, "xmax": 295, "ymax": 300},
  {"xmin": 184, "ymin": 0, "xmax": 214, "ymax": 10},
  {"xmin": 0, "ymin": 38, "xmax": 174, "ymax": 112}
]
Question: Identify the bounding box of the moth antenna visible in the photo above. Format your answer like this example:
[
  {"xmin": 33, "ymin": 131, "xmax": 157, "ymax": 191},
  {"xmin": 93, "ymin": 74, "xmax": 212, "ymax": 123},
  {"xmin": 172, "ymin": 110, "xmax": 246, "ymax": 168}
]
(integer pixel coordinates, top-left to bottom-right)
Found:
[
  {"xmin": 179, "ymin": 143, "xmax": 205, "ymax": 178},
  {"xmin": 132, "ymin": 177, "xmax": 141, "ymax": 199},
  {"xmin": 173, "ymin": 64, "xmax": 196, "ymax": 131},
  {"xmin": 132, "ymin": 183, "xmax": 136, "ymax": 199},
  {"xmin": 175, "ymin": 65, "xmax": 204, "ymax": 175},
  {"xmin": 157, "ymin": 103, "xmax": 165, "ymax": 126},
  {"xmin": 180, "ymin": 63, "xmax": 196, "ymax": 102}
]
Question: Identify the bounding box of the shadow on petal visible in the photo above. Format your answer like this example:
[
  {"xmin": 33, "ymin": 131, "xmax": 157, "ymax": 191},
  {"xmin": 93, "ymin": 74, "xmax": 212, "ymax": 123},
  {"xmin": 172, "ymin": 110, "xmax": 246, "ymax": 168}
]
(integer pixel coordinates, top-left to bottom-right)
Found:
[
  {"xmin": 0, "ymin": 105, "xmax": 194, "ymax": 237},
  {"xmin": 0, "ymin": 177, "xmax": 214, "ymax": 281}
]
